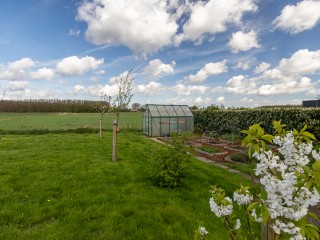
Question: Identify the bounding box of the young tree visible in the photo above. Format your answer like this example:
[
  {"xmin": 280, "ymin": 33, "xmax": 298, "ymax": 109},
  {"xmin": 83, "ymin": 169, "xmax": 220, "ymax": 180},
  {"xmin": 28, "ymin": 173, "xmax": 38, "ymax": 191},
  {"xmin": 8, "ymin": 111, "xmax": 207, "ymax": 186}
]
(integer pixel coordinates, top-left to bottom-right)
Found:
[
  {"xmin": 112, "ymin": 69, "xmax": 134, "ymax": 125},
  {"xmin": 101, "ymin": 70, "xmax": 134, "ymax": 162},
  {"xmin": 95, "ymin": 94, "xmax": 111, "ymax": 139}
]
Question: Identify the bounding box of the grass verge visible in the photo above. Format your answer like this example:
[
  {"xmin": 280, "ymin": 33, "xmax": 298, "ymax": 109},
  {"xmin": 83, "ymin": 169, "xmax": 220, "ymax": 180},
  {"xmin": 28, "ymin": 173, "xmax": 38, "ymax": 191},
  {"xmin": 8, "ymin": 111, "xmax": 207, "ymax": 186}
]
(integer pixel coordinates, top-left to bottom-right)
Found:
[{"xmin": 0, "ymin": 132, "xmax": 253, "ymax": 239}]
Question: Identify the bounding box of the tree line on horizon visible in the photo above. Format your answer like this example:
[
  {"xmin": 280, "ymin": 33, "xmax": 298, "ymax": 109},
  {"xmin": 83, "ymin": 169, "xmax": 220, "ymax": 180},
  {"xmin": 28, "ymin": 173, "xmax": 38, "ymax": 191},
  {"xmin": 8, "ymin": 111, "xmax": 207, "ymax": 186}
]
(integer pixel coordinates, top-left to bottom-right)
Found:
[{"xmin": 0, "ymin": 99, "xmax": 134, "ymax": 113}]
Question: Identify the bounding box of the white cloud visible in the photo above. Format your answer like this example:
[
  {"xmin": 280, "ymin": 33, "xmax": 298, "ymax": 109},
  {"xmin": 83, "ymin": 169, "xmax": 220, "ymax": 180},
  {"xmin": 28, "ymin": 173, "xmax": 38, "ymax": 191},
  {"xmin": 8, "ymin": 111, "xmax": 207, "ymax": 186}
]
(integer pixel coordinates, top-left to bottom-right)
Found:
[
  {"xmin": 74, "ymin": 85, "xmax": 86, "ymax": 93},
  {"xmin": 211, "ymin": 86, "xmax": 225, "ymax": 93},
  {"xmin": 95, "ymin": 70, "xmax": 105, "ymax": 75},
  {"xmin": 183, "ymin": 0, "xmax": 257, "ymax": 42},
  {"xmin": 234, "ymin": 61, "xmax": 250, "ymax": 70},
  {"xmin": 173, "ymin": 83, "xmax": 208, "ymax": 96},
  {"xmin": 187, "ymin": 60, "xmax": 228, "ymax": 83},
  {"xmin": 194, "ymin": 96, "xmax": 212, "ymax": 106},
  {"xmin": 56, "ymin": 56, "xmax": 104, "ymax": 76},
  {"xmin": 143, "ymin": 59, "xmax": 175, "ymax": 78},
  {"xmin": 273, "ymin": 0, "xmax": 320, "ymax": 34},
  {"xmin": 30, "ymin": 68, "xmax": 54, "ymax": 80},
  {"xmin": 227, "ymin": 30, "xmax": 260, "ymax": 53},
  {"xmin": 223, "ymin": 49, "xmax": 320, "ymax": 96},
  {"xmin": 240, "ymin": 97, "xmax": 253, "ymax": 103},
  {"xmin": 254, "ymin": 62, "xmax": 270, "ymax": 74},
  {"xmin": 73, "ymin": 83, "xmax": 119, "ymax": 97},
  {"xmin": 8, "ymin": 58, "xmax": 35, "ymax": 71},
  {"xmin": 216, "ymin": 96, "xmax": 225, "ymax": 103},
  {"xmin": 167, "ymin": 96, "xmax": 212, "ymax": 107},
  {"xmin": 226, "ymin": 75, "xmax": 258, "ymax": 94},
  {"xmin": 257, "ymin": 77, "xmax": 313, "ymax": 96},
  {"xmin": 277, "ymin": 49, "xmax": 320, "ymax": 77},
  {"xmin": 136, "ymin": 81, "xmax": 164, "ymax": 95},
  {"xmin": 109, "ymin": 70, "xmax": 133, "ymax": 84},
  {"xmin": 77, "ymin": 0, "xmax": 178, "ymax": 55},
  {"xmin": 8, "ymin": 81, "xmax": 29, "ymax": 91},
  {"xmin": 68, "ymin": 29, "xmax": 80, "ymax": 36}
]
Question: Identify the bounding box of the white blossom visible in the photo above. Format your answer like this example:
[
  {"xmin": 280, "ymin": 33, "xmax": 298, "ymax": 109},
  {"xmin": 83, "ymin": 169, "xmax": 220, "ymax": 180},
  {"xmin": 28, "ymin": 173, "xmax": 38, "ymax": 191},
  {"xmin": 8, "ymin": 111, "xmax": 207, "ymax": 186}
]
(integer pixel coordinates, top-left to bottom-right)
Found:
[
  {"xmin": 235, "ymin": 219, "xmax": 241, "ymax": 230},
  {"xmin": 233, "ymin": 191, "xmax": 253, "ymax": 205},
  {"xmin": 251, "ymin": 209, "xmax": 262, "ymax": 222},
  {"xmin": 209, "ymin": 197, "xmax": 233, "ymax": 217},
  {"xmin": 253, "ymin": 132, "xmax": 320, "ymax": 236},
  {"xmin": 272, "ymin": 220, "xmax": 304, "ymax": 240},
  {"xmin": 210, "ymin": 130, "xmax": 319, "ymax": 239},
  {"xmin": 199, "ymin": 226, "xmax": 208, "ymax": 236}
]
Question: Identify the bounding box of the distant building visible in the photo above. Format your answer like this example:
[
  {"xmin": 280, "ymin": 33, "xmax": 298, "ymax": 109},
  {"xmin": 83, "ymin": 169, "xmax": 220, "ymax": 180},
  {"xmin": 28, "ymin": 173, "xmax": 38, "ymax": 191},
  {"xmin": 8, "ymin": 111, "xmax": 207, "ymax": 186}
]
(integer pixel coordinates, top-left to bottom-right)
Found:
[{"xmin": 302, "ymin": 99, "xmax": 320, "ymax": 108}]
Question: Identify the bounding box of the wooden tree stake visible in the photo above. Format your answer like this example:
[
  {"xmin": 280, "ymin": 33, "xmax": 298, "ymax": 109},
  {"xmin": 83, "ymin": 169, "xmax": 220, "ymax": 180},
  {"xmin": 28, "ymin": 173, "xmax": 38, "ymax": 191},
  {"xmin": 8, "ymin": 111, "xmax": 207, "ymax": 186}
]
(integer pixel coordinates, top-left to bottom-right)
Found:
[{"xmin": 112, "ymin": 119, "xmax": 118, "ymax": 162}]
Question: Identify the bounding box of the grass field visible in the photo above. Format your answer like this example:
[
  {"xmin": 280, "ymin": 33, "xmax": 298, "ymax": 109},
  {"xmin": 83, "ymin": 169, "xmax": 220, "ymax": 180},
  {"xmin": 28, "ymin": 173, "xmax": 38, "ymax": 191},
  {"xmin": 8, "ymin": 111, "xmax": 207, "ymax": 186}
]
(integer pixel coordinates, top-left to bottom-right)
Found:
[
  {"xmin": 0, "ymin": 112, "xmax": 143, "ymax": 132},
  {"xmin": 0, "ymin": 131, "xmax": 253, "ymax": 239}
]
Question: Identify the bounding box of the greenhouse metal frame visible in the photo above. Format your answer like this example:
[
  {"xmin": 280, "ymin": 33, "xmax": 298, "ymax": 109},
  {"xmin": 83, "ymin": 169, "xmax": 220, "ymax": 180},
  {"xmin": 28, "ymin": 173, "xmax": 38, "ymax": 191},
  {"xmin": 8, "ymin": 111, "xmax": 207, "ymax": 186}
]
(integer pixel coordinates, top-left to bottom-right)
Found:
[{"xmin": 143, "ymin": 104, "xmax": 194, "ymax": 137}]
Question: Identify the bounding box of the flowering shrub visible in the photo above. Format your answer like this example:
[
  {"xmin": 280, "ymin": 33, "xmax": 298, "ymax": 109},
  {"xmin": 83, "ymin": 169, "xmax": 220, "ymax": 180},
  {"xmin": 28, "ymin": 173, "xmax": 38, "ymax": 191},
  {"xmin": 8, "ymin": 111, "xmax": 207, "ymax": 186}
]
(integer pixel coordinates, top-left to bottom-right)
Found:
[{"xmin": 204, "ymin": 121, "xmax": 320, "ymax": 240}]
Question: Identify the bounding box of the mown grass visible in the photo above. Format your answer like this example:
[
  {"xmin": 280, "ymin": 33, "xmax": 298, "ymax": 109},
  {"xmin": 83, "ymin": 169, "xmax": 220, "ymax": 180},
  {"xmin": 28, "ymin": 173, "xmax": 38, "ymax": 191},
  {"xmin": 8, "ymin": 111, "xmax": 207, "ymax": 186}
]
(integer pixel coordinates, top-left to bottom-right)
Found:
[
  {"xmin": 0, "ymin": 132, "xmax": 253, "ymax": 239},
  {"xmin": 0, "ymin": 112, "xmax": 143, "ymax": 133}
]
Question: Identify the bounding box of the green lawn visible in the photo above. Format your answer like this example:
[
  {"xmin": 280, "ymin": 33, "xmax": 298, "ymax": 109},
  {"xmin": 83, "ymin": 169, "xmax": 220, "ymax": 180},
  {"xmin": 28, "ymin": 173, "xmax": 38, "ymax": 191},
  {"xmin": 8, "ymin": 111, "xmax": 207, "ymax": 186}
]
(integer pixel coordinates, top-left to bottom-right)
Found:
[
  {"xmin": 0, "ymin": 132, "xmax": 252, "ymax": 239},
  {"xmin": 0, "ymin": 112, "xmax": 143, "ymax": 132}
]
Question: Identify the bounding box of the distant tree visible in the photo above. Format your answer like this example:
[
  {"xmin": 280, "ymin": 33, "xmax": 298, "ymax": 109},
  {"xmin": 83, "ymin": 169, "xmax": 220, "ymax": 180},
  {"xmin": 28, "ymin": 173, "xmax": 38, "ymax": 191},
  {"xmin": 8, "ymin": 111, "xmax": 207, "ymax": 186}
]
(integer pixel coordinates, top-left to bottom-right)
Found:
[
  {"xmin": 131, "ymin": 102, "xmax": 141, "ymax": 111},
  {"xmin": 206, "ymin": 104, "xmax": 220, "ymax": 111},
  {"xmin": 0, "ymin": 88, "xmax": 6, "ymax": 112},
  {"xmin": 190, "ymin": 105, "xmax": 199, "ymax": 111}
]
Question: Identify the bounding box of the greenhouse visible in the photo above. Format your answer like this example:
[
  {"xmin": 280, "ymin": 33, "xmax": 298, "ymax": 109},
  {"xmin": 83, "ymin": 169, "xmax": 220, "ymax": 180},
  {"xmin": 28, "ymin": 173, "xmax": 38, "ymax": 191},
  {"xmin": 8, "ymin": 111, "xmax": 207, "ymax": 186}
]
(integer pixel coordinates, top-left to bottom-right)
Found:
[{"xmin": 143, "ymin": 104, "xmax": 194, "ymax": 137}]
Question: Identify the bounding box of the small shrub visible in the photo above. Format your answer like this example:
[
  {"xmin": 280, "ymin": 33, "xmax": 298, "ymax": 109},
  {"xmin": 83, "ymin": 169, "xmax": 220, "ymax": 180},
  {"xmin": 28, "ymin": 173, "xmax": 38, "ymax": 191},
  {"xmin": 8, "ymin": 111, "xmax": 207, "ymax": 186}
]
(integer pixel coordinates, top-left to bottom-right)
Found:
[
  {"xmin": 199, "ymin": 146, "xmax": 220, "ymax": 154},
  {"xmin": 230, "ymin": 152, "xmax": 249, "ymax": 163},
  {"xmin": 153, "ymin": 133, "xmax": 194, "ymax": 188}
]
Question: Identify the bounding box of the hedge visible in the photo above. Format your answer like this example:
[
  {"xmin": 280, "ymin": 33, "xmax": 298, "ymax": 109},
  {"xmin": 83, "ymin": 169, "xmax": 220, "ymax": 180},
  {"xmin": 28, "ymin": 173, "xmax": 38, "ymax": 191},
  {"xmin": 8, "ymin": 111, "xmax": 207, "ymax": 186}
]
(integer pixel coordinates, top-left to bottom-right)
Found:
[{"xmin": 193, "ymin": 108, "xmax": 320, "ymax": 139}]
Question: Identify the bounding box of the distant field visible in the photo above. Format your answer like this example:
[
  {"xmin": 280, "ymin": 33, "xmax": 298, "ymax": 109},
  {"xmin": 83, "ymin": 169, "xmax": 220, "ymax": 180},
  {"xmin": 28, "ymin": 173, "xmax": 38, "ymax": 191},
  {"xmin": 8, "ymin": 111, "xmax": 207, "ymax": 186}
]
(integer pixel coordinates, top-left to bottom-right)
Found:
[{"xmin": 0, "ymin": 112, "xmax": 143, "ymax": 132}]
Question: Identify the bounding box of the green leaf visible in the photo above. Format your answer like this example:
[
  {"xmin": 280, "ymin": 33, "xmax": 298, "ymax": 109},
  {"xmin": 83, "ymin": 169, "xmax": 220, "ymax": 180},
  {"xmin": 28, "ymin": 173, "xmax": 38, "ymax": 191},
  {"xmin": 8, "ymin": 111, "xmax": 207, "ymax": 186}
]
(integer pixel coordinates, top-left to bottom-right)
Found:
[
  {"xmin": 305, "ymin": 181, "xmax": 313, "ymax": 188},
  {"xmin": 261, "ymin": 204, "xmax": 269, "ymax": 224},
  {"xmin": 308, "ymin": 212, "xmax": 319, "ymax": 220},
  {"xmin": 302, "ymin": 131, "xmax": 316, "ymax": 141},
  {"xmin": 313, "ymin": 161, "xmax": 320, "ymax": 186},
  {"xmin": 261, "ymin": 189, "xmax": 268, "ymax": 200},
  {"xmin": 300, "ymin": 124, "xmax": 308, "ymax": 133},
  {"xmin": 247, "ymin": 202, "xmax": 259, "ymax": 212},
  {"xmin": 302, "ymin": 166, "xmax": 311, "ymax": 174},
  {"xmin": 261, "ymin": 134, "xmax": 274, "ymax": 143}
]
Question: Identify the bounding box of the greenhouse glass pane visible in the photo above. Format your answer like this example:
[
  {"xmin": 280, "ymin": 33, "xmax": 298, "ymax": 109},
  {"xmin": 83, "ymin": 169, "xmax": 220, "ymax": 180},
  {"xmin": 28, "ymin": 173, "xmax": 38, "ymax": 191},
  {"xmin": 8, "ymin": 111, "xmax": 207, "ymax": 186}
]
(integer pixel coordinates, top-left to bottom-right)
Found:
[
  {"xmin": 148, "ymin": 105, "xmax": 160, "ymax": 117},
  {"xmin": 181, "ymin": 106, "xmax": 193, "ymax": 116},
  {"xmin": 165, "ymin": 105, "xmax": 177, "ymax": 117},
  {"xmin": 174, "ymin": 106, "xmax": 185, "ymax": 116},
  {"xmin": 156, "ymin": 105, "xmax": 169, "ymax": 116}
]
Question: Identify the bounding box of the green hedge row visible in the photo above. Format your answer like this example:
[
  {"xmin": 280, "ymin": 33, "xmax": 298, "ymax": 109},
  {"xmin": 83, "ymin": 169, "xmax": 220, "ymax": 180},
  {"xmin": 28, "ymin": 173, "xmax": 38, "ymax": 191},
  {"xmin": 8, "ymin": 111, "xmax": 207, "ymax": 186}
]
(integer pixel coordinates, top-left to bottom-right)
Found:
[{"xmin": 193, "ymin": 108, "xmax": 320, "ymax": 139}]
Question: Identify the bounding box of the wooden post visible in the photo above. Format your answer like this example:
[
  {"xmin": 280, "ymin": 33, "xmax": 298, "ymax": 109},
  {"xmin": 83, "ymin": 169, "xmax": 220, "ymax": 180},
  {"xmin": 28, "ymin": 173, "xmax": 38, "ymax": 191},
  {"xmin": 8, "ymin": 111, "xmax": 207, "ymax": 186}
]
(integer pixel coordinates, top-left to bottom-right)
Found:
[
  {"xmin": 112, "ymin": 119, "xmax": 118, "ymax": 162},
  {"xmin": 262, "ymin": 217, "xmax": 275, "ymax": 240},
  {"xmin": 99, "ymin": 119, "xmax": 102, "ymax": 139}
]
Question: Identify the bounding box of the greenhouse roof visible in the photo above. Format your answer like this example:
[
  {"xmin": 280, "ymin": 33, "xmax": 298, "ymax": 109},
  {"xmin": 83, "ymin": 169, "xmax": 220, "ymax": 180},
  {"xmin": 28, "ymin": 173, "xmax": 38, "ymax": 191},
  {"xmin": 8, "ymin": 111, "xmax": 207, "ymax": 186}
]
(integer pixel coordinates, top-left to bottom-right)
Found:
[{"xmin": 145, "ymin": 104, "xmax": 193, "ymax": 117}]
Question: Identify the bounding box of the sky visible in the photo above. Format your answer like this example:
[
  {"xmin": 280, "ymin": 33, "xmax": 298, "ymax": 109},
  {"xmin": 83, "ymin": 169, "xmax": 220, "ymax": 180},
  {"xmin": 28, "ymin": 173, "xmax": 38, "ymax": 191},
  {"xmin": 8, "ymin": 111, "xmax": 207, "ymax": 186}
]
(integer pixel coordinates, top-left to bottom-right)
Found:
[{"xmin": 0, "ymin": 0, "xmax": 320, "ymax": 108}]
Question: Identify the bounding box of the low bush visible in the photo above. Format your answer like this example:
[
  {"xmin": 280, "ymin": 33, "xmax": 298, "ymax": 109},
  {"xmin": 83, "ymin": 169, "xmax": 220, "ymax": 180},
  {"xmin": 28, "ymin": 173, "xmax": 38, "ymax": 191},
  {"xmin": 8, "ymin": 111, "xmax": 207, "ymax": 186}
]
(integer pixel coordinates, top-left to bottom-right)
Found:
[
  {"xmin": 152, "ymin": 133, "xmax": 194, "ymax": 188},
  {"xmin": 229, "ymin": 152, "xmax": 249, "ymax": 163},
  {"xmin": 200, "ymin": 145, "xmax": 220, "ymax": 154}
]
